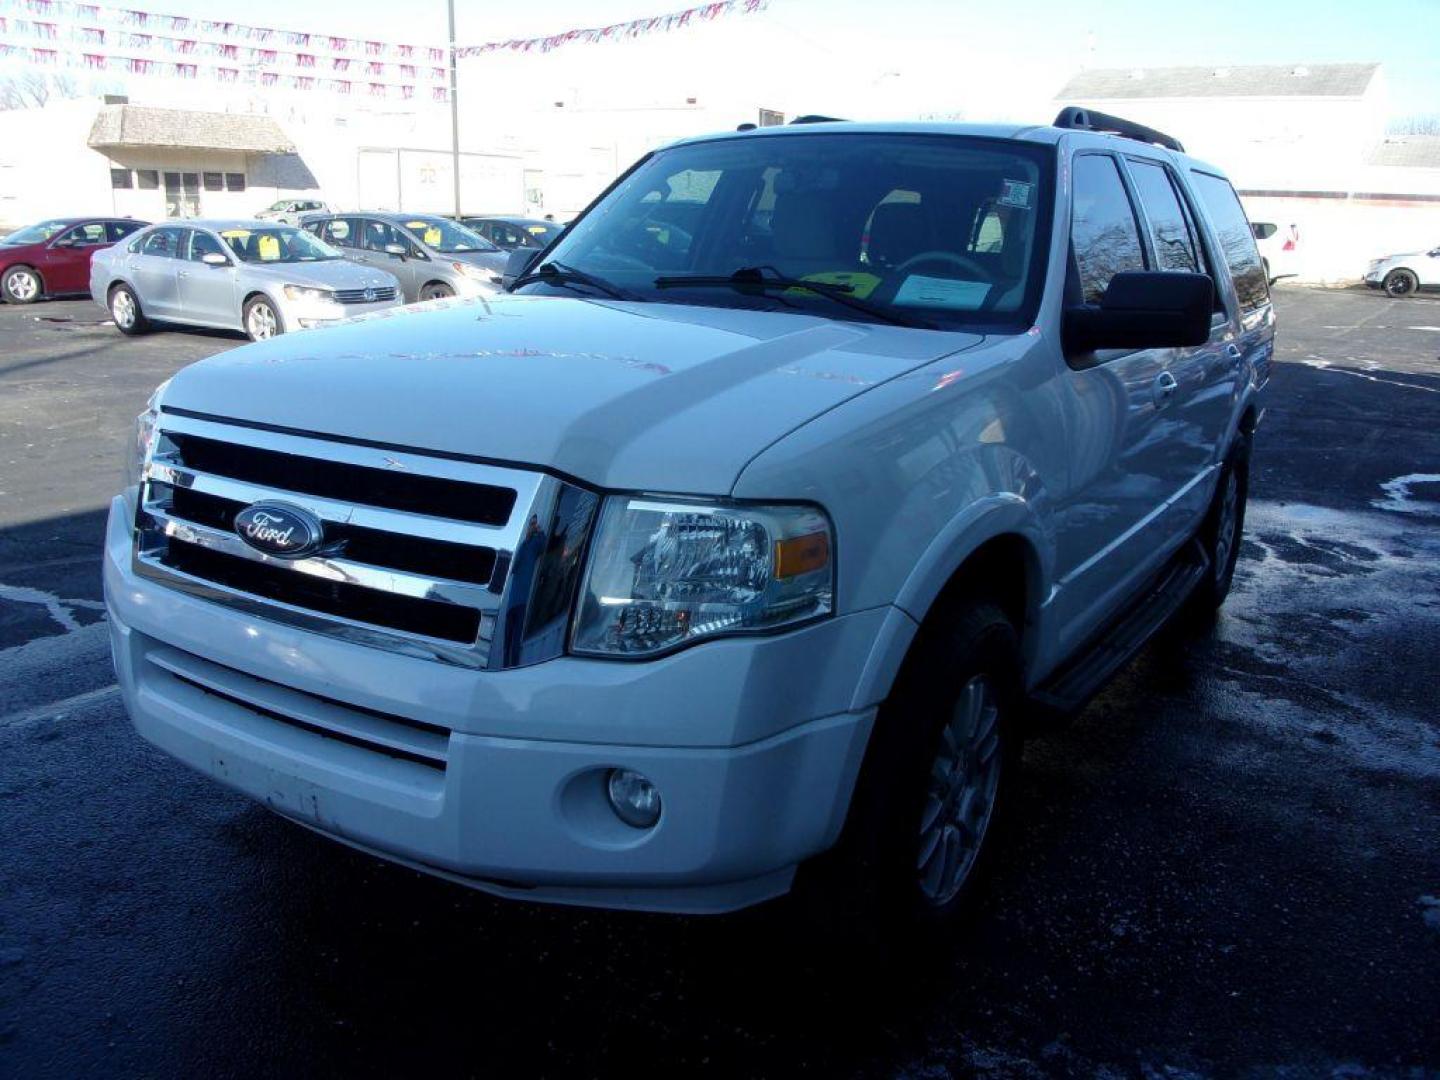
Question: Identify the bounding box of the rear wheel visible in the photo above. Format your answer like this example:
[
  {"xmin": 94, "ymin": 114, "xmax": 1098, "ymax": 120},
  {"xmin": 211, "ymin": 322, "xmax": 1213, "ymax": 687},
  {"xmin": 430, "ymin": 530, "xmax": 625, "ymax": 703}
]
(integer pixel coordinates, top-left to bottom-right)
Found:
[
  {"xmin": 796, "ymin": 601, "xmax": 1021, "ymax": 943},
  {"xmin": 243, "ymin": 296, "xmax": 283, "ymax": 341},
  {"xmin": 3, "ymin": 265, "xmax": 41, "ymax": 304},
  {"xmin": 420, "ymin": 282, "xmax": 455, "ymax": 300},
  {"xmin": 1383, "ymin": 269, "xmax": 1418, "ymax": 298},
  {"xmin": 109, "ymin": 283, "xmax": 149, "ymax": 335}
]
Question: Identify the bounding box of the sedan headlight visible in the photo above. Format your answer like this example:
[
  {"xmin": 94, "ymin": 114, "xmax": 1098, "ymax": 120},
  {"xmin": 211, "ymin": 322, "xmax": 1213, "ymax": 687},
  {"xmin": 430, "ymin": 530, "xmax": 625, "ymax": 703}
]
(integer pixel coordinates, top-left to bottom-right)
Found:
[
  {"xmin": 571, "ymin": 497, "xmax": 834, "ymax": 658},
  {"xmin": 124, "ymin": 379, "xmax": 168, "ymax": 490},
  {"xmin": 282, "ymin": 284, "xmax": 336, "ymax": 303},
  {"xmin": 454, "ymin": 261, "xmax": 500, "ymax": 283}
]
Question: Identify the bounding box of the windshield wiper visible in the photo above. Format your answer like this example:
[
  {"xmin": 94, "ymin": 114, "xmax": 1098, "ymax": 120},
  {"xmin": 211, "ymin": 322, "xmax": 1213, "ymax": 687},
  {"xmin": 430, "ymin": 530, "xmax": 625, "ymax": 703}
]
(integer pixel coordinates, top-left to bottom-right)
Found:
[
  {"xmin": 513, "ymin": 260, "xmax": 635, "ymax": 301},
  {"xmin": 653, "ymin": 265, "xmax": 934, "ymax": 329}
]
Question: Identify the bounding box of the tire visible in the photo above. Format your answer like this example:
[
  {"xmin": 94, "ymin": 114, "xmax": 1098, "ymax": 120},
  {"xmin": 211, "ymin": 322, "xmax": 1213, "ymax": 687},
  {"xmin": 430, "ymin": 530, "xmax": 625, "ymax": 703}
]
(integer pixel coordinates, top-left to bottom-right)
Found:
[
  {"xmin": 108, "ymin": 283, "xmax": 149, "ymax": 336},
  {"xmin": 3, "ymin": 265, "xmax": 42, "ymax": 304},
  {"xmin": 420, "ymin": 282, "xmax": 456, "ymax": 300},
  {"xmin": 796, "ymin": 601, "xmax": 1022, "ymax": 945},
  {"xmin": 1185, "ymin": 435, "xmax": 1250, "ymax": 616},
  {"xmin": 243, "ymin": 295, "xmax": 284, "ymax": 341},
  {"xmin": 1383, "ymin": 269, "xmax": 1418, "ymax": 298}
]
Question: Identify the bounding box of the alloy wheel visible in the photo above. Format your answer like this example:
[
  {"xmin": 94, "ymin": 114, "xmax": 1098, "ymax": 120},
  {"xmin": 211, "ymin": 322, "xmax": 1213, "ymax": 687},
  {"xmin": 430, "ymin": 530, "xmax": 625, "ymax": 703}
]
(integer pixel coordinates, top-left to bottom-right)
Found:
[
  {"xmin": 111, "ymin": 289, "xmax": 136, "ymax": 329},
  {"xmin": 916, "ymin": 675, "xmax": 1003, "ymax": 907},
  {"xmin": 1213, "ymin": 469, "xmax": 1239, "ymax": 583},
  {"xmin": 247, "ymin": 302, "xmax": 279, "ymax": 339},
  {"xmin": 6, "ymin": 270, "xmax": 39, "ymax": 302}
]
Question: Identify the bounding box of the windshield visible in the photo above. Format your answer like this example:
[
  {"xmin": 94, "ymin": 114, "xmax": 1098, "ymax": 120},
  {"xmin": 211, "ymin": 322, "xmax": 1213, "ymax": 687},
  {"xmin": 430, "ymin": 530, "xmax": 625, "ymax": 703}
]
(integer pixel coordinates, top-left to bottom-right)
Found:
[
  {"xmin": 398, "ymin": 217, "xmax": 498, "ymax": 253},
  {"xmin": 514, "ymin": 133, "xmax": 1054, "ymax": 330},
  {"xmin": 2, "ymin": 220, "xmax": 72, "ymax": 246},
  {"xmin": 266, "ymin": 201, "xmax": 290, "ymax": 211},
  {"xmin": 220, "ymin": 226, "xmax": 341, "ymax": 264}
]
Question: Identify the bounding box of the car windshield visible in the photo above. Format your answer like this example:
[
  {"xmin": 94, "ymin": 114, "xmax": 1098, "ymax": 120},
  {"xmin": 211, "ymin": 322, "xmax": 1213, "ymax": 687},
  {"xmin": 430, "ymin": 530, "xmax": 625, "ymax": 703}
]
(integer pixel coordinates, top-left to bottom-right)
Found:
[
  {"xmin": 266, "ymin": 201, "xmax": 291, "ymax": 211},
  {"xmin": 513, "ymin": 132, "xmax": 1054, "ymax": 330},
  {"xmin": 220, "ymin": 226, "xmax": 341, "ymax": 263},
  {"xmin": 2, "ymin": 220, "xmax": 72, "ymax": 246},
  {"xmin": 399, "ymin": 217, "xmax": 498, "ymax": 253}
]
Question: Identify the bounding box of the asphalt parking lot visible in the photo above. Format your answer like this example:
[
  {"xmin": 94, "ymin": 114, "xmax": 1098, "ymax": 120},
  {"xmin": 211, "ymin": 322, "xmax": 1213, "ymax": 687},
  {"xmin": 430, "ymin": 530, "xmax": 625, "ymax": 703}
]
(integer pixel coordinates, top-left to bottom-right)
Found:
[{"xmin": 2, "ymin": 286, "xmax": 1438, "ymax": 1077}]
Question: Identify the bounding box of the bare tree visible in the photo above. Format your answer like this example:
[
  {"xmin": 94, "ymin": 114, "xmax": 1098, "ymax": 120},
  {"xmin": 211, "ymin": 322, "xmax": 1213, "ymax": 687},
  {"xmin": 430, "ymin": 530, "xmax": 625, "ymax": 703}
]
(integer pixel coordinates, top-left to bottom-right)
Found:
[
  {"xmin": 0, "ymin": 72, "xmax": 79, "ymax": 110},
  {"xmin": 1386, "ymin": 114, "xmax": 1440, "ymax": 136}
]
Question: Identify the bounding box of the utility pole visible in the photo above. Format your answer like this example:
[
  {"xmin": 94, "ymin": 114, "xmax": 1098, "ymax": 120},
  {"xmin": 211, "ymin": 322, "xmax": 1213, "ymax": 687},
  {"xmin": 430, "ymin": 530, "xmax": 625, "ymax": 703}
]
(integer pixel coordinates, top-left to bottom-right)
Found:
[{"xmin": 447, "ymin": 0, "xmax": 462, "ymax": 218}]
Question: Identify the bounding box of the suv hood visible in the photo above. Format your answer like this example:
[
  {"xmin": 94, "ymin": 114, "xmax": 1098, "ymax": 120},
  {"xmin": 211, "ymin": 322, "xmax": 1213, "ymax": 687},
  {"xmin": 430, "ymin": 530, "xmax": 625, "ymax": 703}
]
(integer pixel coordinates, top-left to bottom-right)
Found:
[{"xmin": 162, "ymin": 294, "xmax": 983, "ymax": 493}]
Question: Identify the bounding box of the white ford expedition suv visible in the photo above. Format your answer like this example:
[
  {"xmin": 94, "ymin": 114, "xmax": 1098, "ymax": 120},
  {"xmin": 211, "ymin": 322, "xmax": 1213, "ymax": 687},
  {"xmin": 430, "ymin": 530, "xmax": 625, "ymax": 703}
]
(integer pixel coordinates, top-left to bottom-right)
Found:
[{"xmin": 106, "ymin": 110, "xmax": 1273, "ymax": 924}]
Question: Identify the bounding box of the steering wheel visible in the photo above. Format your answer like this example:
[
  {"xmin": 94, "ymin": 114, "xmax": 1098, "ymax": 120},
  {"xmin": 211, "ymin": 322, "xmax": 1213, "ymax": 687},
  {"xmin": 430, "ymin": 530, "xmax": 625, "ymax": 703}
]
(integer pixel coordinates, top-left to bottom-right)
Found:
[{"xmin": 891, "ymin": 250, "xmax": 989, "ymax": 281}]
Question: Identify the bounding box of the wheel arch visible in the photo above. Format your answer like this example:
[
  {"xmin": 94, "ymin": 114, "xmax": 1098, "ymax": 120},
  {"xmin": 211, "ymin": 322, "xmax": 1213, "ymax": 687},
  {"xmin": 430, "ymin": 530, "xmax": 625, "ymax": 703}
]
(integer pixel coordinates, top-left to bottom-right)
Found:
[{"xmin": 850, "ymin": 499, "xmax": 1051, "ymax": 711}]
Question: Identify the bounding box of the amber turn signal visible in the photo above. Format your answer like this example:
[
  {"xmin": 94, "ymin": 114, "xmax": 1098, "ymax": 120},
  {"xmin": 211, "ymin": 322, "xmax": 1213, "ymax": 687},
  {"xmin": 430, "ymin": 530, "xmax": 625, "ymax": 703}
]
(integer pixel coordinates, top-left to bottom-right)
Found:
[{"xmin": 774, "ymin": 531, "xmax": 831, "ymax": 579}]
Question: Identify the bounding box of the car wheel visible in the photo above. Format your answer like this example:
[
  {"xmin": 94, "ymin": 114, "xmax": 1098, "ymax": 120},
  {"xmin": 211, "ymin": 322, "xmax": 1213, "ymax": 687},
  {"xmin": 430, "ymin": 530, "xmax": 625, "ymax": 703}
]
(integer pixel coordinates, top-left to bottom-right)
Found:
[
  {"xmin": 243, "ymin": 296, "xmax": 283, "ymax": 341},
  {"xmin": 420, "ymin": 282, "xmax": 455, "ymax": 301},
  {"xmin": 3, "ymin": 265, "xmax": 42, "ymax": 304},
  {"xmin": 796, "ymin": 600, "xmax": 1021, "ymax": 944},
  {"xmin": 108, "ymin": 283, "xmax": 150, "ymax": 335},
  {"xmin": 1185, "ymin": 434, "xmax": 1250, "ymax": 617},
  {"xmin": 1383, "ymin": 269, "xmax": 1418, "ymax": 298}
]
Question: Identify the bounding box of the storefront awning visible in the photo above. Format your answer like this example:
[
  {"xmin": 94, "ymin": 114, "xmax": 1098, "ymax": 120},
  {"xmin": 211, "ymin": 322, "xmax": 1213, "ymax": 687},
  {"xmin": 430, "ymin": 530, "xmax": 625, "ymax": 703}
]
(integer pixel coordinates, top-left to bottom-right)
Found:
[{"xmin": 87, "ymin": 105, "xmax": 294, "ymax": 154}]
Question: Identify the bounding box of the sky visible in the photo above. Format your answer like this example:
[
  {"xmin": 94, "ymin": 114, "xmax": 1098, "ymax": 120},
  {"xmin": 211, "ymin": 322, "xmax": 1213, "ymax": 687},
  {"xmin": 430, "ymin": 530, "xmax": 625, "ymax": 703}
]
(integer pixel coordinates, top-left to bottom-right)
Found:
[{"xmin": 6, "ymin": 0, "xmax": 1439, "ymax": 124}]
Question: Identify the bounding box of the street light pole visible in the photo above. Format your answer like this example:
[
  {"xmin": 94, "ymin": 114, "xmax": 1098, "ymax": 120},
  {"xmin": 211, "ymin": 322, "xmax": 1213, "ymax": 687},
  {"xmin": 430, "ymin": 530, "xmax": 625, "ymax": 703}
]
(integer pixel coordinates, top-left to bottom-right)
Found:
[{"xmin": 447, "ymin": 0, "xmax": 462, "ymax": 218}]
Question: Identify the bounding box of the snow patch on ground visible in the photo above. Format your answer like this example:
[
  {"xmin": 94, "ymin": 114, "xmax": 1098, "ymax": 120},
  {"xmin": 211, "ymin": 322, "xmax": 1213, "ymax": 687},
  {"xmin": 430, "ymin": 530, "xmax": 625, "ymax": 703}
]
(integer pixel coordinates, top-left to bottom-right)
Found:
[{"xmin": 1372, "ymin": 473, "xmax": 1440, "ymax": 517}]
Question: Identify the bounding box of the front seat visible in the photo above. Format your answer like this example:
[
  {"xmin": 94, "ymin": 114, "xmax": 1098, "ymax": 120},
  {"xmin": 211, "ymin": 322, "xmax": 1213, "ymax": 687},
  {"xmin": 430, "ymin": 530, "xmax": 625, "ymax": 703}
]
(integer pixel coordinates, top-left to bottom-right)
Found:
[
  {"xmin": 769, "ymin": 192, "xmax": 842, "ymax": 276},
  {"xmin": 867, "ymin": 201, "xmax": 932, "ymax": 271}
]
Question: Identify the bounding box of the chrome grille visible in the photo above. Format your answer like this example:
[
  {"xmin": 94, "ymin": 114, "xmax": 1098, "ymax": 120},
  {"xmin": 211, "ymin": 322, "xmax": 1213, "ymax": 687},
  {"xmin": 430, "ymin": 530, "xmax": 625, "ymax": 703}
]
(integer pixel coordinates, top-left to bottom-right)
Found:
[
  {"xmin": 333, "ymin": 286, "xmax": 398, "ymax": 304},
  {"xmin": 133, "ymin": 411, "xmax": 596, "ymax": 669}
]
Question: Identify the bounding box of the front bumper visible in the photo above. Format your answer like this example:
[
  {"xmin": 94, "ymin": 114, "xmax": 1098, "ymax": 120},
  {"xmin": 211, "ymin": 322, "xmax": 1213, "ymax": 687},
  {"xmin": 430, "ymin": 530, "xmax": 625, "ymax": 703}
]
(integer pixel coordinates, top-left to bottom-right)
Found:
[
  {"xmin": 104, "ymin": 496, "xmax": 879, "ymax": 913},
  {"xmin": 276, "ymin": 295, "xmax": 402, "ymax": 329}
]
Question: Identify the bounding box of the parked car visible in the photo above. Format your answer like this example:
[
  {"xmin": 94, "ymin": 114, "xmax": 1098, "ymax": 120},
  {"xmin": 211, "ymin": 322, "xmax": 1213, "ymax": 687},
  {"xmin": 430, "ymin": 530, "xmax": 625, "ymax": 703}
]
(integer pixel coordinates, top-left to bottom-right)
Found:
[
  {"xmin": 1, "ymin": 217, "xmax": 147, "ymax": 303},
  {"xmin": 462, "ymin": 215, "xmax": 563, "ymax": 251},
  {"xmin": 1364, "ymin": 244, "xmax": 1440, "ymax": 297},
  {"xmin": 90, "ymin": 219, "xmax": 402, "ymax": 341},
  {"xmin": 1250, "ymin": 221, "xmax": 1299, "ymax": 283},
  {"xmin": 302, "ymin": 212, "xmax": 508, "ymax": 301},
  {"xmin": 107, "ymin": 110, "xmax": 1271, "ymax": 930},
  {"xmin": 256, "ymin": 199, "xmax": 330, "ymax": 225}
]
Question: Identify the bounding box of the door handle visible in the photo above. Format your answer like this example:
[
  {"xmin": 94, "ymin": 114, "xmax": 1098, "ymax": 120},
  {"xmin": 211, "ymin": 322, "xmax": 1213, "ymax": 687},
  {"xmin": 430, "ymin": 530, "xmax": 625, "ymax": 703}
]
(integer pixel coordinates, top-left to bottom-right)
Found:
[
  {"xmin": 1152, "ymin": 370, "xmax": 1179, "ymax": 406},
  {"xmin": 1224, "ymin": 343, "xmax": 1243, "ymax": 361}
]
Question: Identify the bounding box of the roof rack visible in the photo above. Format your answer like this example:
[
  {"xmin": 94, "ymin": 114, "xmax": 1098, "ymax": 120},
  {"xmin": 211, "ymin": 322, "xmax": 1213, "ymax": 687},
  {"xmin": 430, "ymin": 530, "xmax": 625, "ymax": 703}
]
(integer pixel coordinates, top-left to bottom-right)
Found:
[
  {"xmin": 1052, "ymin": 107, "xmax": 1185, "ymax": 152},
  {"xmin": 790, "ymin": 114, "xmax": 847, "ymax": 125}
]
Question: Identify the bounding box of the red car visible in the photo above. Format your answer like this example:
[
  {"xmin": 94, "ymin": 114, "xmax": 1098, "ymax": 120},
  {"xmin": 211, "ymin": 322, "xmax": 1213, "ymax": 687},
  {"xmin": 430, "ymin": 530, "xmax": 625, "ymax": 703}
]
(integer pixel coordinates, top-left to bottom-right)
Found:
[{"xmin": 1, "ymin": 217, "xmax": 148, "ymax": 304}]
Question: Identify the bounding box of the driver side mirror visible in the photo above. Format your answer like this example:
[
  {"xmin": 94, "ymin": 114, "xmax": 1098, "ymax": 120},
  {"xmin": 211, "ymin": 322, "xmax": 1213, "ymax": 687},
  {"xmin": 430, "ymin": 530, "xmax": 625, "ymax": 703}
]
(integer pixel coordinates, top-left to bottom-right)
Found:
[
  {"xmin": 201, "ymin": 252, "xmax": 231, "ymax": 267},
  {"xmin": 384, "ymin": 242, "xmax": 409, "ymax": 259},
  {"xmin": 502, "ymin": 247, "xmax": 540, "ymax": 288},
  {"xmin": 1063, "ymin": 272, "xmax": 1214, "ymax": 355}
]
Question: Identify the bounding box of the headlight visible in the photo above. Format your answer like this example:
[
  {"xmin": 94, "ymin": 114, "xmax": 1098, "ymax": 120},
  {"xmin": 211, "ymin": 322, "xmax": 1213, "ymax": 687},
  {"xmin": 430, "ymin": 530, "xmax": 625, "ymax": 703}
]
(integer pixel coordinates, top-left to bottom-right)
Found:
[
  {"xmin": 571, "ymin": 497, "xmax": 834, "ymax": 658},
  {"xmin": 282, "ymin": 284, "xmax": 336, "ymax": 303},
  {"xmin": 124, "ymin": 380, "xmax": 168, "ymax": 490},
  {"xmin": 454, "ymin": 261, "xmax": 500, "ymax": 282}
]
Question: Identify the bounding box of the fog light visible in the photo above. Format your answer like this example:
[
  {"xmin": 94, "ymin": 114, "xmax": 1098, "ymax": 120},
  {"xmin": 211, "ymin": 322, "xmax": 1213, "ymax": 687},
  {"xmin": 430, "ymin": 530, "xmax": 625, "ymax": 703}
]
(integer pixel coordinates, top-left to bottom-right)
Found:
[{"xmin": 606, "ymin": 768, "xmax": 661, "ymax": 829}]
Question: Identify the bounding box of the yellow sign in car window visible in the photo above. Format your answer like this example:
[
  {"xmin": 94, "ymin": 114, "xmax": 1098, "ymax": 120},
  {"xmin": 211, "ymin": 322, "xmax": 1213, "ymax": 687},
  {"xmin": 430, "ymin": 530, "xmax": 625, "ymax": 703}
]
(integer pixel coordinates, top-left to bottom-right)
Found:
[
  {"xmin": 405, "ymin": 221, "xmax": 443, "ymax": 247},
  {"xmin": 797, "ymin": 271, "xmax": 882, "ymax": 299},
  {"xmin": 257, "ymin": 234, "xmax": 281, "ymax": 260}
]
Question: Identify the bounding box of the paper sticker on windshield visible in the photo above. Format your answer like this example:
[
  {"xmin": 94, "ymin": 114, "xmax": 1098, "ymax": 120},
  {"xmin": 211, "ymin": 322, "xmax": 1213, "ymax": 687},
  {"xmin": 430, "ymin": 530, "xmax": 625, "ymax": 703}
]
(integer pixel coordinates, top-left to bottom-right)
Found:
[
  {"xmin": 893, "ymin": 275, "xmax": 991, "ymax": 310},
  {"xmin": 998, "ymin": 180, "xmax": 1033, "ymax": 209}
]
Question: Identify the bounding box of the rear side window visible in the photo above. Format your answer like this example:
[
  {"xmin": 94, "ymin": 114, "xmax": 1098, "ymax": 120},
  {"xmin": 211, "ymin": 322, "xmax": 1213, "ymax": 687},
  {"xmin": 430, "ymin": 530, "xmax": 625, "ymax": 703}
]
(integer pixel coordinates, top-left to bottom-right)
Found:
[
  {"xmin": 140, "ymin": 229, "xmax": 178, "ymax": 257},
  {"xmin": 108, "ymin": 220, "xmax": 143, "ymax": 242},
  {"xmin": 1070, "ymin": 154, "xmax": 1146, "ymax": 303},
  {"xmin": 1127, "ymin": 159, "xmax": 1199, "ymax": 273},
  {"xmin": 322, "ymin": 218, "xmax": 355, "ymax": 247},
  {"xmin": 1191, "ymin": 172, "xmax": 1268, "ymax": 311}
]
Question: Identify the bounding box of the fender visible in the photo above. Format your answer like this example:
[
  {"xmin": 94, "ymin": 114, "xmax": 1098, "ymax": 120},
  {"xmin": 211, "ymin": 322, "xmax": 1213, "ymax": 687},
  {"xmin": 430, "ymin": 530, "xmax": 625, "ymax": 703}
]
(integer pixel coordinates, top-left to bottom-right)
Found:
[{"xmin": 850, "ymin": 493, "xmax": 1053, "ymax": 710}]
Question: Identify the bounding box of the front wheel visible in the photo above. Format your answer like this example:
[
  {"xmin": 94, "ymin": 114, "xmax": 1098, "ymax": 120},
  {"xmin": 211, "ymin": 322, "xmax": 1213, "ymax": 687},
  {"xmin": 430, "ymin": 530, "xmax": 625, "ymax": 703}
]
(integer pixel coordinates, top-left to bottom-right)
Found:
[
  {"xmin": 1383, "ymin": 269, "xmax": 1418, "ymax": 298},
  {"xmin": 3, "ymin": 265, "xmax": 41, "ymax": 304},
  {"xmin": 244, "ymin": 296, "xmax": 283, "ymax": 341},
  {"xmin": 1186, "ymin": 436, "xmax": 1250, "ymax": 616},
  {"xmin": 796, "ymin": 601, "xmax": 1021, "ymax": 941},
  {"xmin": 109, "ymin": 284, "xmax": 149, "ymax": 335}
]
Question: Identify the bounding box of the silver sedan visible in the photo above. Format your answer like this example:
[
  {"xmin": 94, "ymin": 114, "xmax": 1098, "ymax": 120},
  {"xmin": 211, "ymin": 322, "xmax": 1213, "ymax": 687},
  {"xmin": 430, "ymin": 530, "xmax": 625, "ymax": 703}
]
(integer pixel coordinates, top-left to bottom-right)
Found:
[{"xmin": 90, "ymin": 219, "xmax": 402, "ymax": 341}]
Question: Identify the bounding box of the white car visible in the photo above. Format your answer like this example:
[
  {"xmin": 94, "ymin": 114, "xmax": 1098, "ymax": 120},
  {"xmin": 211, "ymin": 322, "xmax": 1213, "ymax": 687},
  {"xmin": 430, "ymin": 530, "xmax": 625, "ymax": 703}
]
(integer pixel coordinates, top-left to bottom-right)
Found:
[
  {"xmin": 1251, "ymin": 221, "xmax": 1300, "ymax": 283},
  {"xmin": 1364, "ymin": 245, "xmax": 1440, "ymax": 297},
  {"xmin": 90, "ymin": 219, "xmax": 402, "ymax": 340},
  {"xmin": 106, "ymin": 110, "xmax": 1272, "ymax": 928},
  {"xmin": 256, "ymin": 199, "xmax": 330, "ymax": 226}
]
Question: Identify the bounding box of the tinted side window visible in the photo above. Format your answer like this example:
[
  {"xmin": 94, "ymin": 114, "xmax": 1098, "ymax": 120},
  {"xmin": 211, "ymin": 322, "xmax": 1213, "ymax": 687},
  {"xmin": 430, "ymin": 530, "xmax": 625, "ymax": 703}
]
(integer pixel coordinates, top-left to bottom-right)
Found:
[
  {"xmin": 1070, "ymin": 155, "xmax": 1146, "ymax": 303},
  {"xmin": 1191, "ymin": 172, "xmax": 1268, "ymax": 311},
  {"xmin": 1127, "ymin": 160, "xmax": 1199, "ymax": 273},
  {"xmin": 62, "ymin": 223, "xmax": 108, "ymax": 246},
  {"xmin": 108, "ymin": 220, "xmax": 143, "ymax": 243},
  {"xmin": 322, "ymin": 218, "xmax": 356, "ymax": 247}
]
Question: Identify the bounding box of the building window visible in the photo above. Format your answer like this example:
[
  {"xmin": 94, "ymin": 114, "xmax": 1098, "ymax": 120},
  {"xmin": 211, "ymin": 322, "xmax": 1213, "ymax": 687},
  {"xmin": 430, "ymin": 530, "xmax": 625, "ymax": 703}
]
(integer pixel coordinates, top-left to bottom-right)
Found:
[
  {"xmin": 203, "ymin": 172, "xmax": 224, "ymax": 191},
  {"xmin": 137, "ymin": 170, "xmax": 159, "ymax": 190},
  {"xmin": 111, "ymin": 168, "xmax": 133, "ymax": 189},
  {"xmin": 224, "ymin": 173, "xmax": 246, "ymax": 192}
]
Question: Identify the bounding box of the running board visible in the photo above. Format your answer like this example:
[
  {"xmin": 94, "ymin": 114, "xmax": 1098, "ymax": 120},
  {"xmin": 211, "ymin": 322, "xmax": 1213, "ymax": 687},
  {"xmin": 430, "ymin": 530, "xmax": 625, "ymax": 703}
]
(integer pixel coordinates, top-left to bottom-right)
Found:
[{"xmin": 1031, "ymin": 539, "xmax": 1210, "ymax": 715}]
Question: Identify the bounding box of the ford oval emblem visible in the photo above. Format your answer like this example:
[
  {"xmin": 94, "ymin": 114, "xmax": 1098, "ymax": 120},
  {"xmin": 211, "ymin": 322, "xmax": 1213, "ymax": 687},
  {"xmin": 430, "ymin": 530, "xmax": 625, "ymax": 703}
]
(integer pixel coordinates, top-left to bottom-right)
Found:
[{"xmin": 234, "ymin": 503, "xmax": 323, "ymax": 559}]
